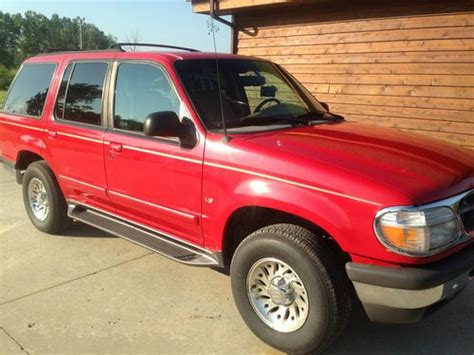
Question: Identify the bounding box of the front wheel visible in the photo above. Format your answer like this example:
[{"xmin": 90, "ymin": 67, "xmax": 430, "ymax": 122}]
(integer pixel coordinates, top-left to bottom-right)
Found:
[{"xmin": 230, "ymin": 224, "xmax": 351, "ymax": 354}]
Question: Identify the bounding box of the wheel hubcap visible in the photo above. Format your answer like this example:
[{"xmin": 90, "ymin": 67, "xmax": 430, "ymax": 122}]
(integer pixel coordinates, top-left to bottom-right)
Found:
[
  {"xmin": 28, "ymin": 177, "xmax": 49, "ymax": 221},
  {"xmin": 247, "ymin": 257, "xmax": 309, "ymax": 333}
]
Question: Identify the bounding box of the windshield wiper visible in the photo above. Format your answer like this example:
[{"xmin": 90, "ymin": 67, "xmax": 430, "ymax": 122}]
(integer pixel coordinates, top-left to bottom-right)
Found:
[
  {"xmin": 294, "ymin": 110, "xmax": 344, "ymax": 121},
  {"xmin": 229, "ymin": 114, "xmax": 311, "ymax": 128},
  {"xmin": 226, "ymin": 110, "xmax": 344, "ymax": 130}
]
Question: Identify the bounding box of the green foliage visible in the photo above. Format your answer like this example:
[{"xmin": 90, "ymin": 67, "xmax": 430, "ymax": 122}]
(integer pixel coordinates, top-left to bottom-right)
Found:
[
  {"xmin": 0, "ymin": 11, "xmax": 116, "ymax": 73},
  {"xmin": 0, "ymin": 90, "xmax": 7, "ymax": 109},
  {"xmin": 0, "ymin": 65, "xmax": 16, "ymax": 91}
]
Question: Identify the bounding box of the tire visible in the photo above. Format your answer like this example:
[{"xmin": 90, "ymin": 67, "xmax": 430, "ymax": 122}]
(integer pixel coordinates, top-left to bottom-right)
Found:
[
  {"xmin": 230, "ymin": 223, "xmax": 351, "ymax": 354},
  {"xmin": 22, "ymin": 161, "xmax": 71, "ymax": 234}
]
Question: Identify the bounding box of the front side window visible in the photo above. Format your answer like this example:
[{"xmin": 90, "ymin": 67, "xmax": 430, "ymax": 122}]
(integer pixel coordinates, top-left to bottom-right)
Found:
[
  {"xmin": 175, "ymin": 59, "xmax": 329, "ymax": 132},
  {"xmin": 114, "ymin": 63, "xmax": 180, "ymax": 132},
  {"xmin": 3, "ymin": 63, "xmax": 56, "ymax": 117},
  {"xmin": 56, "ymin": 62, "xmax": 108, "ymax": 126}
]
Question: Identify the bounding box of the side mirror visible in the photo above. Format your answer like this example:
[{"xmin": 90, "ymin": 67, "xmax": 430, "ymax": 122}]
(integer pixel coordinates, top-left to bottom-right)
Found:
[
  {"xmin": 320, "ymin": 102, "xmax": 330, "ymax": 111},
  {"xmin": 144, "ymin": 111, "xmax": 197, "ymax": 147}
]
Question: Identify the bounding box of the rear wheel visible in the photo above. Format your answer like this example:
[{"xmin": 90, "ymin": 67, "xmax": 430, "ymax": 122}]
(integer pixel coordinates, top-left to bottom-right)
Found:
[
  {"xmin": 230, "ymin": 224, "xmax": 351, "ymax": 354},
  {"xmin": 22, "ymin": 161, "xmax": 71, "ymax": 234}
]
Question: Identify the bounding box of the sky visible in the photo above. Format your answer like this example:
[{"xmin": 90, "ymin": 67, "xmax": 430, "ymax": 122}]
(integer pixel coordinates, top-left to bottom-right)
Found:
[{"xmin": 0, "ymin": 0, "xmax": 231, "ymax": 53}]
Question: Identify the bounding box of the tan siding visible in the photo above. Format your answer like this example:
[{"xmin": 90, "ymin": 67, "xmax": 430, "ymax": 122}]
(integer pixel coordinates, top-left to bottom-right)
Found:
[{"xmin": 236, "ymin": 1, "xmax": 474, "ymax": 148}]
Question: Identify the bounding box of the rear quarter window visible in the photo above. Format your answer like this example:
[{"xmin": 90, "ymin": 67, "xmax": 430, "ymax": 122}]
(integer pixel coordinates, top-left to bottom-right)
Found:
[{"xmin": 2, "ymin": 63, "xmax": 56, "ymax": 118}]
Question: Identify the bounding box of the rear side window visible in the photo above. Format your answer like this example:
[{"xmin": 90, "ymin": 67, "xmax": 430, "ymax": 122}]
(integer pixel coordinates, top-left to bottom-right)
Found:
[
  {"xmin": 3, "ymin": 63, "xmax": 56, "ymax": 117},
  {"xmin": 55, "ymin": 62, "xmax": 108, "ymax": 126}
]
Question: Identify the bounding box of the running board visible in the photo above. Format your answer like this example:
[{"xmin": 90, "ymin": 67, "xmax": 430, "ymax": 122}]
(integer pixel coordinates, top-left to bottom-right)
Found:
[{"xmin": 67, "ymin": 202, "xmax": 221, "ymax": 267}]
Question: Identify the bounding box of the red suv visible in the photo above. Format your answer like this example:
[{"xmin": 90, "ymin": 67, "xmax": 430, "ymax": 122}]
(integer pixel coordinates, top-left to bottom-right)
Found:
[{"xmin": 1, "ymin": 43, "xmax": 473, "ymax": 354}]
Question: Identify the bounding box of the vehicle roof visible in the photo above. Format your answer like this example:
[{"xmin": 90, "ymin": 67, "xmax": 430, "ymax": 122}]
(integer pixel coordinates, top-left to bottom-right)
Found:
[{"xmin": 25, "ymin": 50, "xmax": 264, "ymax": 65}]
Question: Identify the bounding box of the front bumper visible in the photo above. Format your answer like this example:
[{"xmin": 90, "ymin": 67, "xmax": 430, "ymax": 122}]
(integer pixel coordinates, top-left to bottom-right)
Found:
[{"xmin": 346, "ymin": 243, "xmax": 474, "ymax": 324}]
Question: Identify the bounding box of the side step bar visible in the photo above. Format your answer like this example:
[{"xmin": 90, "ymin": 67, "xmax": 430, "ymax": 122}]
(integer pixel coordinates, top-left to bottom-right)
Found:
[{"xmin": 67, "ymin": 202, "xmax": 221, "ymax": 267}]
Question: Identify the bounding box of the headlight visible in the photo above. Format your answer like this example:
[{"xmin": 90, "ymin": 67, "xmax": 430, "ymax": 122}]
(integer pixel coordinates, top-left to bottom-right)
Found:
[{"xmin": 375, "ymin": 206, "xmax": 461, "ymax": 255}]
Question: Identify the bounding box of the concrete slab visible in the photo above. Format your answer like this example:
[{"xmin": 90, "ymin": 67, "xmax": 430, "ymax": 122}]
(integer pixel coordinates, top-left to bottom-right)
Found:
[
  {"xmin": 0, "ymin": 165, "xmax": 16, "ymax": 184},
  {"xmin": 0, "ymin": 222, "xmax": 151, "ymax": 304},
  {"xmin": 0, "ymin": 328, "xmax": 27, "ymax": 355},
  {"xmin": 0, "ymin": 252, "xmax": 277, "ymax": 355}
]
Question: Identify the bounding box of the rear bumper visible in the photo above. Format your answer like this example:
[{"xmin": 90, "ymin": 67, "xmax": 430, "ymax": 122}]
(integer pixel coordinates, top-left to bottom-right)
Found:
[{"xmin": 346, "ymin": 243, "xmax": 474, "ymax": 323}]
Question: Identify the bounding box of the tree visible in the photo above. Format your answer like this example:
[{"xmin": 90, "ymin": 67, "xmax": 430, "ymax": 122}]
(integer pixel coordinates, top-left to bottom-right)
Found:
[
  {"xmin": 0, "ymin": 12, "xmax": 22, "ymax": 68},
  {"xmin": 0, "ymin": 11, "xmax": 117, "ymax": 90},
  {"xmin": 0, "ymin": 64, "xmax": 16, "ymax": 90},
  {"xmin": 0, "ymin": 11, "xmax": 117, "ymax": 69},
  {"xmin": 124, "ymin": 30, "xmax": 142, "ymax": 51}
]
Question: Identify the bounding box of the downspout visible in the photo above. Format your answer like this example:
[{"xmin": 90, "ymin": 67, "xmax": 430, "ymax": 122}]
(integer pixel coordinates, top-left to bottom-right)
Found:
[{"xmin": 210, "ymin": 0, "xmax": 238, "ymax": 54}]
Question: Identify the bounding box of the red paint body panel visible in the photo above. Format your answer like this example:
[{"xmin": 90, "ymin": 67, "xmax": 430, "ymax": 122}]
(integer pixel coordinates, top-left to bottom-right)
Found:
[
  {"xmin": 201, "ymin": 130, "xmax": 473, "ymax": 266},
  {"xmin": 1, "ymin": 51, "xmax": 473, "ymax": 269},
  {"xmin": 103, "ymin": 131, "xmax": 204, "ymax": 245},
  {"xmin": 0, "ymin": 114, "xmax": 47, "ymax": 163}
]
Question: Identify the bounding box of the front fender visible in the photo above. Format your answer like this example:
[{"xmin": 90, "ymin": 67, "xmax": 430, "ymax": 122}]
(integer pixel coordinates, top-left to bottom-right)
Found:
[{"xmin": 201, "ymin": 172, "xmax": 374, "ymax": 253}]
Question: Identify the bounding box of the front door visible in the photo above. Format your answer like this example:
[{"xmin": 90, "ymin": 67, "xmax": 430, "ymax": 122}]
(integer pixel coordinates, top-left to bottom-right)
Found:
[{"xmin": 103, "ymin": 61, "xmax": 204, "ymax": 245}]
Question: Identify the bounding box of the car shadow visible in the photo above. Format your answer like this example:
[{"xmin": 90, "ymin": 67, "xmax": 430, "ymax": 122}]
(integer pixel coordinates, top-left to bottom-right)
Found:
[
  {"xmin": 326, "ymin": 285, "xmax": 474, "ymax": 354},
  {"xmin": 55, "ymin": 221, "xmax": 116, "ymax": 238}
]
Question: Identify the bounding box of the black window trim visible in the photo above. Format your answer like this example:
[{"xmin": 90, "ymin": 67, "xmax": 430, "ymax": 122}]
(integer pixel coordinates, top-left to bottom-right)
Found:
[
  {"xmin": 55, "ymin": 62, "xmax": 75, "ymax": 121},
  {"xmin": 52, "ymin": 59, "xmax": 112, "ymax": 130},
  {"xmin": 1, "ymin": 61, "xmax": 58, "ymax": 120},
  {"xmin": 107, "ymin": 59, "xmax": 188, "ymax": 146}
]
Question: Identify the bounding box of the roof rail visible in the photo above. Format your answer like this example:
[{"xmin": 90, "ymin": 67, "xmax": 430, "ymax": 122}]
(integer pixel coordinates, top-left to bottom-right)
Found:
[
  {"xmin": 111, "ymin": 43, "xmax": 200, "ymax": 52},
  {"xmin": 45, "ymin": 47, "xmax": 122, "ymax": 54},
  {"xmin": 47, "ymin": 48, "xmax": 80, "ymax": 53}
]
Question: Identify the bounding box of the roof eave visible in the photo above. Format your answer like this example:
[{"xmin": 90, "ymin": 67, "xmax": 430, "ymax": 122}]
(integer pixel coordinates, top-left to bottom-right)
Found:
[{"xmin": 190, "ymin": 0, "xmax": 317, "ymax": 15}]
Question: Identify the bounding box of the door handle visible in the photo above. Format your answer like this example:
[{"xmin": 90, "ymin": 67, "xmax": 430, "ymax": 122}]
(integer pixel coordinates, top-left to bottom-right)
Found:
[
  {"xmin": 109, "ymin": 142, "xmax": 123, "ymax": 153},
  {"xmin": 48, "ymin": 130, "xmax": 58, "ymax": 138}
]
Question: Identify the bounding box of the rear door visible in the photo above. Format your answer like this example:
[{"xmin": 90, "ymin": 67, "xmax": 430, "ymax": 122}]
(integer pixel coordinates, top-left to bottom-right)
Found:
[
  {"xmin": 45, "ymin": 60, "xmax": 112, "ymax": 211},
  {"xmin": 103, "ymin": 61, "xmax": 204, "ymax": 245}
]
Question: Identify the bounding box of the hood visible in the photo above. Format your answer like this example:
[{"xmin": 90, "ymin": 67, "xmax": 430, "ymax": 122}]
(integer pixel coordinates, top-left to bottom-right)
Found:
[{"xmin": 242, "ymin": 121, "xmax": 474, "ymax": 205}]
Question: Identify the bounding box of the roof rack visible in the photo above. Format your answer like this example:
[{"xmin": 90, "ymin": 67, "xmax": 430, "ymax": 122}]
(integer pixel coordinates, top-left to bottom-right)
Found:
[
  {"xmin": 45, "ymin": 47, "xmax": 122, "ymax": 54},
  {"xmin": 111, "ymin": 43, "xmax": 200, "ymax": 52},
  {"xmin": 47, "ymin": 48, "xmax": 80, "ymax": 53}
]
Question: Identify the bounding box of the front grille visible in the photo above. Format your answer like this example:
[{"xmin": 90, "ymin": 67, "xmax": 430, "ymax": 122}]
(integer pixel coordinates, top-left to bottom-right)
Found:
[{"xmin": 459, "ymin": 192, "xmax": 474, "ymax": 236}]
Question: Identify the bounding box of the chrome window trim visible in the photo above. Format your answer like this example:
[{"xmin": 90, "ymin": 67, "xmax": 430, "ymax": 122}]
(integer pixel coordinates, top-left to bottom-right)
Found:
[{"xmin": 374, "ymin": 189, "xmax": 474, "ymax": 257}]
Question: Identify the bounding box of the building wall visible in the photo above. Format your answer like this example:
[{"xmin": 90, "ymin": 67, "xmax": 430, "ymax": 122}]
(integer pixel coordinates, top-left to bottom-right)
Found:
[{"xmin": 235, "ymin": 0, "xmax": 474, "ymax": 149}]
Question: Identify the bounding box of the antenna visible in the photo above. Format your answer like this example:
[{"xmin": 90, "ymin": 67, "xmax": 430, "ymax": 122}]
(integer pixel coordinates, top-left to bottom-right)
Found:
[{"xmin": 209, "ymin": 11, "xmax": 230, "ymax": 143}]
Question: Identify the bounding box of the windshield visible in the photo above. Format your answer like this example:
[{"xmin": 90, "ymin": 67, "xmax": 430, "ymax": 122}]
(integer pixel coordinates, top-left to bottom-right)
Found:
[{"xmin": 174, "ymin": 59, "xmax": 330, "ymax": 132}]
